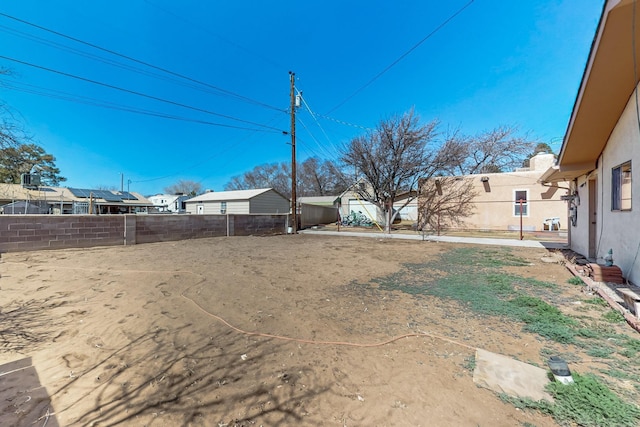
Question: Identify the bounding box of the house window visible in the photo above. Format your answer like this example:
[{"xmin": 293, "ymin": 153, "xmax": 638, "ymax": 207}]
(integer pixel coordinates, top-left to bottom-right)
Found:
[
  {"xmin": 514, "ymin": 190, "xmax": 529, "ymax": 216},
  {"xmin": 612, "ymin": 161, "xmax": 632, "ymax": 211},
  {"xmin": 220, "ymin": 201, "xmax": 227, "ymax": 214}
]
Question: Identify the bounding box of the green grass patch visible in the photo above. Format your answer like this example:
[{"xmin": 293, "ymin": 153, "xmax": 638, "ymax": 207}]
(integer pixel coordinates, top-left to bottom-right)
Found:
[
  {"xmin": 603, "ymin": 310, "xmax": 626, "ymax": 323},
  {"xmin": 438, "ymin": 246, "xmax": 530, "ymax": 269},
  {"xmin": 567, "ymin": 276, "xmax": 585, "ymax": 285},
  {"xmin": 546, "ymin": 373, "xmax": 640, "ymax": 426},
  {"xmin": 374, "ymin": 247, "xmax": 570, "ymax": 343},
  {"xmin": 583, "ymin": 297, "xmax": 608, "ymax": 307},
  {"xmin": 503, "ymin": 373, "xmax": 640, "ymax": 427},
  {"xmin": 585, "ymin": 345, "xmax": 615, "ymax": 358},
  {"xmin": 366, "ymin": 246, "xmax": 640, "ymax": 422},
  {"xmin": 599, "ymin": 367, "xmax": 638, "ymax": 381}
]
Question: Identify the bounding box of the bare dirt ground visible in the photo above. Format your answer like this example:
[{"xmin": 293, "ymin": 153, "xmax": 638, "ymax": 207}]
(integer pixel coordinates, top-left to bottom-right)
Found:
[{"xmin": 0, "ymin": 234, "xmax": 626, "ymax": 426}]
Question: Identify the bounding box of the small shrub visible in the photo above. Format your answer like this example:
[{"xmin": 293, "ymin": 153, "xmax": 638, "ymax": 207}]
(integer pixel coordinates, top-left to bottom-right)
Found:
[
  {"xmin": 567, "ymin": 276, "xmax": 584, "ymax": 285},
  {"xmin": 584, "ymin": 297, "xmax": 608, "ymax": 307},
  {"xmin": 585, "ymin": 345, "xmax": 614, "ymax": 358},
  {"xmin": 503, "ymin": 373, "xmax": 640, "ymax": 427},
  {"xmin": 545, "ymin": 372, "xmax": 640, "ymax": 427},
  {"xmin": 463, "ymin": 355, "xmax": 476, "ymax": 371},
  {"xmin": 603, "ymin": 310, "xmax": 626, "ymax": 323}
]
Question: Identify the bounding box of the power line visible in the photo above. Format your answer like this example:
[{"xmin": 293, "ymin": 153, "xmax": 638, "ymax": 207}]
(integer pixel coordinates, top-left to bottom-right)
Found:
[
  {"xmin": 0, "ymin": 23, "xmax": 248, "ymax": 104},
  {"xmin": 296, "ymin": 117, "xmax": 340, "ymax": 161},
  {"xmin": 309, "ymin": 111, "xmax": 374, "ymax": 132},
  {"xmin": 0, "ymin": 79, "xmax": 282, "ymax": 133},
  {"xmin": 0, "ymin": 54, "xmax": 288, "ymax": 133},
  {"xmin": 130, "ymin": 111, "xmax": 287, "ymax": 185},
  {"xmin": 326, "ymin": 0, "xmax": 475, "ymax": 114},
  {"xmin": 0, "ymin": 12, "xmax": 285, "ymax": 112},
  {"xmin": 295, "ymin": 89, "xmax": 342, "ymax": 158}
]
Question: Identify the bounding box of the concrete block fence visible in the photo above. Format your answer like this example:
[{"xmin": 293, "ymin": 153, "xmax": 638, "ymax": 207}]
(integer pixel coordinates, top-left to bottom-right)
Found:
[{"xmin": 0, "ymin": 214, "xmax": 289, "ymax": 252}]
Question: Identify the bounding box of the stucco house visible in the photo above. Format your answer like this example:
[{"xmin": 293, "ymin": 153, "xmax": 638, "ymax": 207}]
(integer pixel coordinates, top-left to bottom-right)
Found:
[
  {"xmin": 0, "ymin": 183, "xmax": 154, "ymax": 214},
  {"xmin": 336, "ymin": 182, "xmax": 421, "ymax": 226},
  {"xmin": 185, "ymin": 188, "xmax": 290, "ymax": 215},
  {"xmin": 419, "ymin": 153, "xmax": 568, "ymax": 232},
  {"xmin": 148, "ymin": 193, "xmax": 189, "ymax": 213},
  {"xmin": 540, "ymin": 0, "xmax": 640, "ymax": 283}
]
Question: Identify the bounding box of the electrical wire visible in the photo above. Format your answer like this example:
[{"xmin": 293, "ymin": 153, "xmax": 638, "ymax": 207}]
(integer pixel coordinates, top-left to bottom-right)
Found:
[
  {"xmin": 296, "ymin": 88, "xmax": 343, "ymax": 157},
  {"xmin": 296, "ymin": 117, "xmax": 340, "ymax": 161},
  {"xmin": 326, "ymin": 0, "xmax": 475, "ymax": 114},
  {"xmin": 0, "ymin": 12, "xmax": 285, "ymax": 112},
  {"xmin": 0, "ymin": 54, "xmax": 287, "ymax": 133},
  {"xmin": 0, "ymin": 23, "xmax": 268, "ymax": 107},
  {"xmin": 135, "ymin": 112, "xmax": 288, "ymax": 186},
  {"xmin": 308, "ymin": 111, "xmax": 373, "ymax": 132},
  {"xmin": 0, "ymin": 79, "xmax": 283, "ymax": 133}
]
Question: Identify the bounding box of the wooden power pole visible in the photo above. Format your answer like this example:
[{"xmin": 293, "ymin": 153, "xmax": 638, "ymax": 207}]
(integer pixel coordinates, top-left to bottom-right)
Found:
[{"xmin": 289, "ymin": 71, "xmax": 297, "ymax": 233}]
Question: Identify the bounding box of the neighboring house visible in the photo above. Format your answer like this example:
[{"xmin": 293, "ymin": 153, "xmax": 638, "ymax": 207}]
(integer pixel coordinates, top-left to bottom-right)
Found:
[
  {"xmin": 394, "ymin": 191, "xmax": 418, "ymax": 221},
  {"xmin": 148, "ymin": 193, "xmax": 189, "ymax": 213},
  {"xmin": 336, "ymin": 182, "xmax": 383, "ymax": 223},
  {"xmin": 185, "ymin": 188, "xmax": 290, "ymax": 215},
  {"xmin": 540, "ymin": 0, "xmax": 640, "ymax": 283},
  {"xmin": 0, "ymin": 201, "xmax": 47, "ymax": 214},
  {"xmin": 297, "ymin": 196, "xmax": 340, "ymax": 228},
  {"xmin": 420, "ymin": 153, "xmax": 568, "ymax": 232},
  {"xmin": 337, "ymin": 183, "xmax": 417, "ymax": 224},
  {"xmin": 0, "ymin": 184, "xmax": 155, "ymax": 214},
  {"xmin": 297, "ymin": 196, "xmax": 340, "ymax": 207}
]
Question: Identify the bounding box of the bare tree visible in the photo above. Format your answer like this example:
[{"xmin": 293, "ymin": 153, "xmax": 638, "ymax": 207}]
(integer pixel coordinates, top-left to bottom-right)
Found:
[
  {"xmin": 441, "ymin": 126, "xmax": 536, "ymax": 175},
  {"xmin": 164, "ymin": 180, "xmax": 202, "ymax": 196},
  {"xmin": 341, "ymin": 109, "xmax": 458, "ymax": 233},
  {"xmin": 225, "ymin": 162, "xmax": 290, "ymax": 197},
  {"xmin": 417, "ymin": 176, "xmax": 477, "ymax": 233},
  {"xmin": 297, "ymin": 157, "xmax": 348, "ymax": 197},
  {"xmin": 225, "ymin": 158, "xmax": 347, "ymax": 198},
  {"xmin": 1, "ymin": 69, "xmax": 30, "ymax": 150}
]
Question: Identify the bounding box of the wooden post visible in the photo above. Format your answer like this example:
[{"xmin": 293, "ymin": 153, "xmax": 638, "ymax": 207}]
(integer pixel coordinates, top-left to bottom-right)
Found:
[
  {"xmin": 289, "ymin": 72, "xmax": 297, "ymax": 234},
  {"xmin": 519, "ymin": 199, "xmax": 524, "ymax": 240}
]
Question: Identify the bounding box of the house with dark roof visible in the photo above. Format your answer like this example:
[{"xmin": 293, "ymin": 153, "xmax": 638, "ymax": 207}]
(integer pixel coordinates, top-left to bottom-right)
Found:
[{"xmin": 0, "ymin": 184, "xmax": 155, "ymax": 214}]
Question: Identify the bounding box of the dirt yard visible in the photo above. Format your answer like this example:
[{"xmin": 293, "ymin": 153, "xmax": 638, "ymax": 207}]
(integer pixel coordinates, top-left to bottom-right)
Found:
[{"xmin": 0, "ymin": 234, "xmax": 628, "ymax": 426}]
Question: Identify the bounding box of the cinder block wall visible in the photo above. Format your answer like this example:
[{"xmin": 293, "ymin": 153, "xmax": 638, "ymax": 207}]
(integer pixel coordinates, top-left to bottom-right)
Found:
[
  {"xmin": 233, "ymin": 215, "xmax": 290, "ymax": 236},
  {"xmin": 0, "ymin": 215, "xmax": 124, "ymax": 252},
  {"xmin": 135, "ymin": 215, "xmax": 228, "ymax": 243},
  {"xmin": 0, "ymin": 214, "xmax": 288, "ymax": 252}
]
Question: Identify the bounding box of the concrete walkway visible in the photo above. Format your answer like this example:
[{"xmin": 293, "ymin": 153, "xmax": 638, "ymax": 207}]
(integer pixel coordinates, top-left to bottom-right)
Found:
[{"xmin": 299, "ymin": 229, "xmax": 568, "ymax": 250}]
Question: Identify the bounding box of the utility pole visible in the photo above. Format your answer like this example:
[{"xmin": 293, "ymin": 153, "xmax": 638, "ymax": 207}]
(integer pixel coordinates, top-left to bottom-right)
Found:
[{"xmin": 289, "ymin": 71, "xmax": 297, "ymax": 233}]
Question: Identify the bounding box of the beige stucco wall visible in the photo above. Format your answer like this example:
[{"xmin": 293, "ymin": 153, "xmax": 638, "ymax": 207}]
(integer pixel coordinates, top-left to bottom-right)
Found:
[
  {"xmin": 456, "ymin": 171, "xmax": 568, "ymax": 231},
  {"xmin": 570, "ymin": 174, "xmax": 593, "ymax": 258},
  {"xmin": 573, "ymin": 85, "xmax": 640, "ymax": 283}
]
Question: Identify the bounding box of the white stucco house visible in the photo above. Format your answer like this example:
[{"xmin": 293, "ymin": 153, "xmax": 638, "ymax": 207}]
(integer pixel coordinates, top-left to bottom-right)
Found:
[
  {"xmin": 541, "ymin": 0, "xmax": 640, "ymax": 283},
  {"xmin": 184, "ymin": 188, "xmax": 290, "ymax": 215},
  {"xmin": 337, "ymin": 183, "xmax": 420, "ymax": 225},
  {"xmin": 148, "ymin": 193, "xmax": 189, "ymax": 213}
]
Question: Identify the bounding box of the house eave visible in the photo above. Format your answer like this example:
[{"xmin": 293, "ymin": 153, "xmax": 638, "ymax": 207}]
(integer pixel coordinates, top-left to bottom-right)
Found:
[
  {"xmin": 559, "ymin": 0, "xmax": 640, "ymax": 168},
  {"xmin": 539, "ymin": 162, "xmax": 595, "ymax": 183}
]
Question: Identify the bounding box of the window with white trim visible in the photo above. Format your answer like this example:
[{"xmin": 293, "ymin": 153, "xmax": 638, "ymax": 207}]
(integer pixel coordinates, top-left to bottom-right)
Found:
[
  {"xmin": 612, "ymin": 161, "xmax": 632, "ymax": 211},
  {"xmin": 513, "ymin": 189, "xmax": 529, "ymax": 216},
  {"xmin": 220, "ymin": 201, "xmax": 227, "ymax": 214}
]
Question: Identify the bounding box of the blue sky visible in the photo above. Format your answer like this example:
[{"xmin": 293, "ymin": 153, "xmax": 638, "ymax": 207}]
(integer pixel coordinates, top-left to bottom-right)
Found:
[{"xmin": 0, "ymin": 1, "xmax": 602, "ymax": 196}]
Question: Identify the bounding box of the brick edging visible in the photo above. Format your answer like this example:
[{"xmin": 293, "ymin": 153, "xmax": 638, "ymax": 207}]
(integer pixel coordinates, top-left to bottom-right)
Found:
[{"xmin": 564, "ymin": 262, "xmax": 640, "ymax": 334}]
